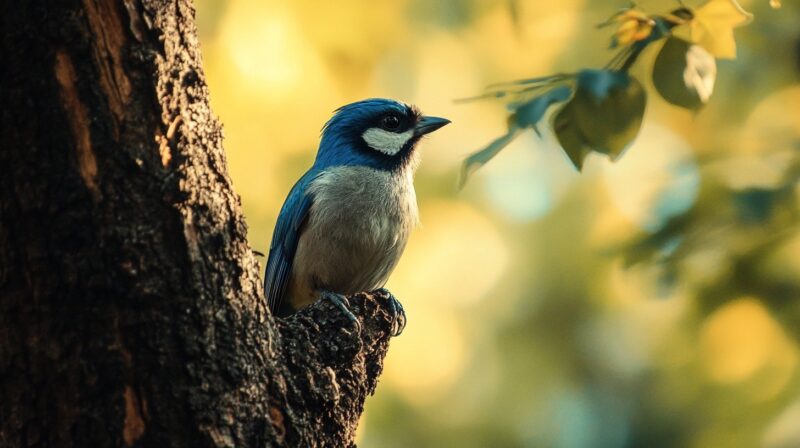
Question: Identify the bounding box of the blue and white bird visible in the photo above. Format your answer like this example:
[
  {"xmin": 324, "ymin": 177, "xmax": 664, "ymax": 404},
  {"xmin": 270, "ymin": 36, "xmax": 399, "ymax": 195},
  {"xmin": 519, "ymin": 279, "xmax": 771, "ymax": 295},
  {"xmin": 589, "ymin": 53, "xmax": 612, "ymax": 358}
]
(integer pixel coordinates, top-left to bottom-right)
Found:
[{"xmin": 263, "ymin": 98, "xmax": 450, "ymax": 334}]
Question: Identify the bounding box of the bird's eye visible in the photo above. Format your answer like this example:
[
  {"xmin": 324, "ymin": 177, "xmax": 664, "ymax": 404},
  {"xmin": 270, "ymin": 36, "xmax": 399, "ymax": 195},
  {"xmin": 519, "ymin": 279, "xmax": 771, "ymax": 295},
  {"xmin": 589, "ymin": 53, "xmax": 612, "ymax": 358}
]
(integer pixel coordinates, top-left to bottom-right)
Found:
[{"xmin": 381, "ymin": 114, "xmax": 401, "ymax": 131}]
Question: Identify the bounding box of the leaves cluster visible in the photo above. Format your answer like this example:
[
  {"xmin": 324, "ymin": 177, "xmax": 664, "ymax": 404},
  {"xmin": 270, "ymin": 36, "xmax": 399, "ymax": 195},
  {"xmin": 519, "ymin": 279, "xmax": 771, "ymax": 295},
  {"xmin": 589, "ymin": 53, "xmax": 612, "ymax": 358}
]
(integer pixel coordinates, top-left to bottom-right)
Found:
[{"xmin": 460, "ymin": 0, "xmax": 753, "ymax": 186}]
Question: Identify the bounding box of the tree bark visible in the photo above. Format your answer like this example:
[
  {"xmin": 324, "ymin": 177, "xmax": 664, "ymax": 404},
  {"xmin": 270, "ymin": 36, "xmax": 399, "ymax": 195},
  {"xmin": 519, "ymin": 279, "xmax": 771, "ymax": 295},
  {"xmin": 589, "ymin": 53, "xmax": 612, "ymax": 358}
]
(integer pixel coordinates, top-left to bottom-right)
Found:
[{"xmin": 0, "ymin": 1, "xmax": 398, "ymax": 446}]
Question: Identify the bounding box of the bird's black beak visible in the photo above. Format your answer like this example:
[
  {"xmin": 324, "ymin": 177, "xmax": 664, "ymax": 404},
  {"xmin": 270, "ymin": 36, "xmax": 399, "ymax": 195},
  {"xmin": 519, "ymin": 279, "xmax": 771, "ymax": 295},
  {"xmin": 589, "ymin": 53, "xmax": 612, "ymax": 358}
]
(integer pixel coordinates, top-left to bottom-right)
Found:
[{"xmin": 414, "ymin": 116, "xmax": 451, "ymax": 136}]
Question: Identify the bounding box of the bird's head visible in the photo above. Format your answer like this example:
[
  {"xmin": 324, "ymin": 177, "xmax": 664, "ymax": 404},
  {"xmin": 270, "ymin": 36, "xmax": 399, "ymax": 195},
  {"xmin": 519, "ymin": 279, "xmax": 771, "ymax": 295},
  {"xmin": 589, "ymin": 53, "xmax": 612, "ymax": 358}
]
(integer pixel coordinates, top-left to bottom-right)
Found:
[{"xmin": 315, "ymin": 98, "xmax": 450, "ymax": 171}]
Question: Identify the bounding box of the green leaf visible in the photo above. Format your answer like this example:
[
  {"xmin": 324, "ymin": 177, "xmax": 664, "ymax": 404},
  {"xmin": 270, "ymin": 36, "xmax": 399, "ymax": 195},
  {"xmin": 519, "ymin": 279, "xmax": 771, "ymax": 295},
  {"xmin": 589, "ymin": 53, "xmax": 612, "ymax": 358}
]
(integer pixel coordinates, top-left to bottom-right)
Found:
[
  {"xmin": 553, "ymin": 100, "xmax": 591, "ymax": 170},
  {"xmin": 511, "ymin": 85, "xmax": 573, "ymax": 129},
  {"xmin": 458, "ymin": 86, "xmax": 572, "ymax": 186},
  {"xmin": 653, "ymin": 37, "xmax": 717, "ymax": 110},
  {"xmin": 575, "ymin": 69, "xmax": 646, "ymax": 159},
  {"xmin": 734, "ymin": 188, "xmax": 778, "ymax": 224},
  {"xmin": 553, "ymin": 69, "xmax": 646, "ymax": 169},
  {"xmin": 459, "ymin": 128, "xmax": 522, "ymax": 189}
]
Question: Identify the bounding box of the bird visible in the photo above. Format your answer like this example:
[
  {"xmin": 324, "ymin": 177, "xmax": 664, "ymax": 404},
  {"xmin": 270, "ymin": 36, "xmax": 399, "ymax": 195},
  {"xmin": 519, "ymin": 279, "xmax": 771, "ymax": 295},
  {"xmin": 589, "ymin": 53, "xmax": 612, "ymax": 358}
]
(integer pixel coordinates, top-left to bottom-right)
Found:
[{"xmin": 263, "ymin": 98, "xmax": 450, "ymax": 335}]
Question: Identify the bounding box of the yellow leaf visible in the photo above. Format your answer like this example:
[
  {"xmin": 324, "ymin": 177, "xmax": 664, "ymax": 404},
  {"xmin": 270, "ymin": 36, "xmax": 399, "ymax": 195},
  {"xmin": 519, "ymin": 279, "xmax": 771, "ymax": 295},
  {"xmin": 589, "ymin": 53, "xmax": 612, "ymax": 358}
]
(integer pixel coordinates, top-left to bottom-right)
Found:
[
  {"xmin": 674, "ymin": 0, "xmax": 753, "ymax": 59},
  {"xmin": 610, "ymin": 10, "xmax": 655, "ymax": 47}
]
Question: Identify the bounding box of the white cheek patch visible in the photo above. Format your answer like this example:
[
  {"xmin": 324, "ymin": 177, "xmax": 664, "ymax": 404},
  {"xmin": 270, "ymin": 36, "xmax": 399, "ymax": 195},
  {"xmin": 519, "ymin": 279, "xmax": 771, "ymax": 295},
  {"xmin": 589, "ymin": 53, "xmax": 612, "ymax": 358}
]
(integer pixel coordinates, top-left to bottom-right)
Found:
[{"xmin": 361, "ymin": 128, "xmax": 414, "ymax": 156}]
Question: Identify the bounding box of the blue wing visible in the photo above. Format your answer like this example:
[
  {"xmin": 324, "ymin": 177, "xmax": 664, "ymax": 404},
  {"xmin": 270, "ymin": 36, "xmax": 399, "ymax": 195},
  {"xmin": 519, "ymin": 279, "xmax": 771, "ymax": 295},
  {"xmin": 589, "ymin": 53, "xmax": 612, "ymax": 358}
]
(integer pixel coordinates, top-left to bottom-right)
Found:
[{"xmin": 264, "ymin": 169, "xmax": 320, "ymax": 314}]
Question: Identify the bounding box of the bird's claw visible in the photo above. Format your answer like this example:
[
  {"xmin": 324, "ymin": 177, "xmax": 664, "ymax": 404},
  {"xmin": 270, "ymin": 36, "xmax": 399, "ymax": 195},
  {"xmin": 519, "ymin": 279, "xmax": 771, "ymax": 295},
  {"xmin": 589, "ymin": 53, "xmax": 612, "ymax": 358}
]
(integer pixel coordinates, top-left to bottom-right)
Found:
[
  {"xmin": 323, "ymin": 291, "xmax": 361, "ymax": 333},
  {"xmin": 376, "ymin": 288, "xmax": 406, "ymax": 337}
]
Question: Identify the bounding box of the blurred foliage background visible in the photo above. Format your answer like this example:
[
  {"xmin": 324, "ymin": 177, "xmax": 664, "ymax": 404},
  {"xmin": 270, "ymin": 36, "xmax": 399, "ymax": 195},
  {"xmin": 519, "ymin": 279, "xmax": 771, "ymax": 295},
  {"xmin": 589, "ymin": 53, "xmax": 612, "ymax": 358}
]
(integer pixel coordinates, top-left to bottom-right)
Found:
[{"xmin": 194, "ymin": 0, "xmax": 800, "ymax": 446}]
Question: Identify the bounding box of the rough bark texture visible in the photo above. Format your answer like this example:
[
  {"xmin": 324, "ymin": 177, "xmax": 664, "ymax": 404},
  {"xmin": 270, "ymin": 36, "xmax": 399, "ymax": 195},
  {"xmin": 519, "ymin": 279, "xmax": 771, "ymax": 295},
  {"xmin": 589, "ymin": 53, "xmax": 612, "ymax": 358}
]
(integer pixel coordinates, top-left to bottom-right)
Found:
[{"xmin": 0, "ymin": 0, "xmax": 398, "ymax": 446}]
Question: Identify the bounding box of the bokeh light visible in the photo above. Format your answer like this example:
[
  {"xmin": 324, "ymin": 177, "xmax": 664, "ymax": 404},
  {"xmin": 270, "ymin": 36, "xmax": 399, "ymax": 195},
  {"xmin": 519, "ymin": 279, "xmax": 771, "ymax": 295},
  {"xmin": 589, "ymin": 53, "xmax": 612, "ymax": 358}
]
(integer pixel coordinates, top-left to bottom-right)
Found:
[{"xmin": 195, "ymin": 0, "xmax": 800, "ymax": 446}]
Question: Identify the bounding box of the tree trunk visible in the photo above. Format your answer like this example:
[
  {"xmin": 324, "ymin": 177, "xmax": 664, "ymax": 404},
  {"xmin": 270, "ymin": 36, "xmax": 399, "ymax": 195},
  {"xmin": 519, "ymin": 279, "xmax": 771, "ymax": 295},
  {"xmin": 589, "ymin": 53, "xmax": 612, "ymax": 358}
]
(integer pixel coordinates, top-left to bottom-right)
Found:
[{"xmin": 0, "ymin": 1, "xmax": 398, "ymax": 446}]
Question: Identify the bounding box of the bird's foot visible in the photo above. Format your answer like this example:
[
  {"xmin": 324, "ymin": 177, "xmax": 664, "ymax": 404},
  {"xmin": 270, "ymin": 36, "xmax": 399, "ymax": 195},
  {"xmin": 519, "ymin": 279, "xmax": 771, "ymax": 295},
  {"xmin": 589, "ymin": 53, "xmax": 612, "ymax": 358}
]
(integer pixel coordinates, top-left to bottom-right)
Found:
[
  {"xmin": 322, "ymin": 291, "xmax": 361, "ymax": 333},
  {"xmin": 376, "ymin": 288, "xmax": 406, "ymax": 337}
]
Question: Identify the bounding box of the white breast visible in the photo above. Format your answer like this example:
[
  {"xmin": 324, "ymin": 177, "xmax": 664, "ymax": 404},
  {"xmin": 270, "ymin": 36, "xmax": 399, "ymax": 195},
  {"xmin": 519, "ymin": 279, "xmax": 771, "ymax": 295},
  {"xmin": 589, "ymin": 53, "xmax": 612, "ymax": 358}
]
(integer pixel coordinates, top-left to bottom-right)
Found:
[{"xmin": 287, "ymin": 165, "xmax": 419, "ymax": 309}]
